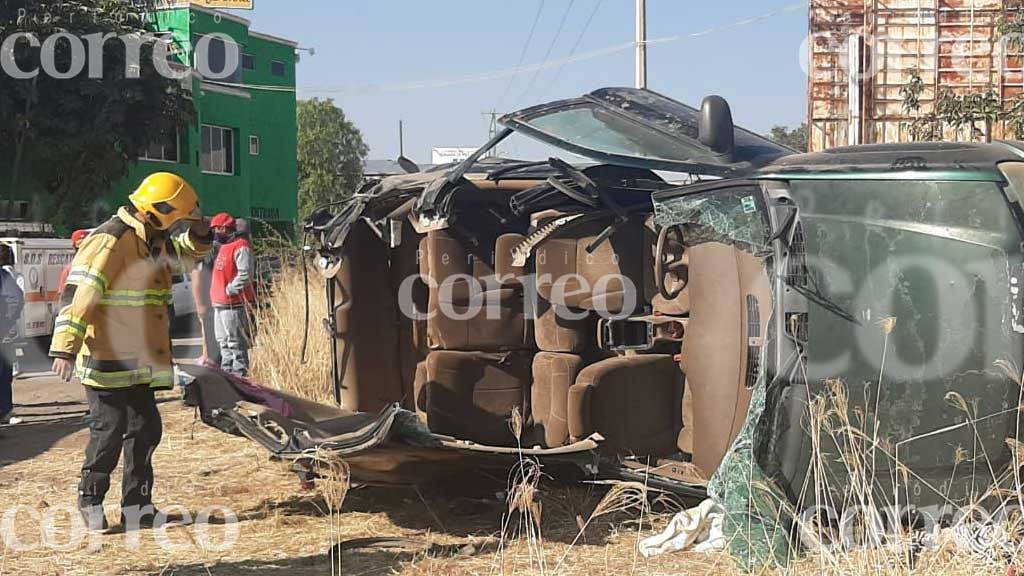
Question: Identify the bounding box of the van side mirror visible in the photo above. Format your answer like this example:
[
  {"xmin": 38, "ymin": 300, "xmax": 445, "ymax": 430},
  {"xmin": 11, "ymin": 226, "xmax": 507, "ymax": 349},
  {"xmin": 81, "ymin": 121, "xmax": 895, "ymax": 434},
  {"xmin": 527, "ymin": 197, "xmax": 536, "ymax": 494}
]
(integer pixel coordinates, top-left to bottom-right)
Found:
[{"xmin": 699, "ymin": 95, "xmax": 735, "ymax": 162}]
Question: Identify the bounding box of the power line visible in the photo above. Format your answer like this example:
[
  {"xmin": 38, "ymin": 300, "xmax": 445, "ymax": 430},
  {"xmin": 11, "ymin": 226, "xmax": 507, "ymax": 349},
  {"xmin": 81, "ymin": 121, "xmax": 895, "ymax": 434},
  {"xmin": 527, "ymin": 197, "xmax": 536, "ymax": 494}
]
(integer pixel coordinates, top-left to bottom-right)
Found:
[
  {"xmin": 498, "ymin": 0, "xmax": 547, "ymax": 107},
  {"xmin": 301, "ymin": 1, "xmax": 807, "ymax": 97},
  {"xmin": 516, "ymin": 0, "xmax": 577, "ymax": 105},
  {"xmin": 544, "ymin": 0, "xmax": 605, "ymax": 97}
]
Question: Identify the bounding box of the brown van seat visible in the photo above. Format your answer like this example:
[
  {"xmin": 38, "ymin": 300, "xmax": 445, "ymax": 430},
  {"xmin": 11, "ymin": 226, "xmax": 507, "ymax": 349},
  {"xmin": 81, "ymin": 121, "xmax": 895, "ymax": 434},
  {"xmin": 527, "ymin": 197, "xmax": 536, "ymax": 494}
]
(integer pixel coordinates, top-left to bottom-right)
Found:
[
  {"xmin": 423, "ymin": 230, "xmax": 532, "ymax": 351},
  {"xmin": 533, "ymin": 215, "xmax": 646, "ymax": 316},
  {"xmin": 424, "ymin": 350, "xmax": 534, "ymax": 446},
  {"xmin": 391, "ymin": 220, "xmax": 427, "ymax": 411},
  {"xmin": 532, "ymin": 352, "xmax": 585, "ymax": 447},
  {"xmin": 333, "ymin": 220, "xmax": 406, "ymax": 412},
  {"xmin": 568, "ymin": 355, "xmax": 684, "ymax": 457},
  {"xmin": 679, "ymin": 242, "xmax": 772, "ymax": 477},
  {"xmin": 495, "ymin": 233, "xmax": 526, "ymax": 283},
  {"xmin": 534, "ymin": 300, "xmax": 594, "ymax": 354},
  {"xmin": 427, "ymin": 299, "xmax": 531, "ymax": 351}
]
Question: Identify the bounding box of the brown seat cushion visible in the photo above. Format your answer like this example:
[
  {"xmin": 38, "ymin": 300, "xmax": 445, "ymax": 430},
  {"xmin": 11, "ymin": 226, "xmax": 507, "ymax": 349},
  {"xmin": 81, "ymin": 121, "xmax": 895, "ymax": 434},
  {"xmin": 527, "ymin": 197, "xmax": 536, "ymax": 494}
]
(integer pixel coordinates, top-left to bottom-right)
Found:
[
  {"xmin": 424, "ymin": 350, "xmax": 534, "ymax": 446},
  {"xmin": 534, "ymin": 300, "xmax": 595, "ymax": 354},
  {"xmin": 391, "ymin": 220, "xmax": 428, "ymax": 411},
  {"xmin": 533, "ymin": 215, "xmax": 647, "ymax": 316},
  {"xmin": 532, "ymin": 352, "xmax": 585, "ymax": 447},
  {"xmin": 333, "ymin": 220, "xmax": 405, "ymax": 412},
  {"xmin": 568, "ymin": 355, "xmax": 684, "ymax": 457},
  {"xmin": 422, "ymin": 230, "xmax": 532, "ymax": 351},
  {"xmin": 495, "ymin": 233, "xmax": 526, "ymax": 284}
]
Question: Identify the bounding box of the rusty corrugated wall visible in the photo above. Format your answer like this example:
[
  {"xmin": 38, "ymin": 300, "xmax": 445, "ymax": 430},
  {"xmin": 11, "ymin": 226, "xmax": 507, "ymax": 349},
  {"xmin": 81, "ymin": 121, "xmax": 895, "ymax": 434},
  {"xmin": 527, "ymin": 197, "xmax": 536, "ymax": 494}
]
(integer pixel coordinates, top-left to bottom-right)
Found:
[{"xmin": 810, "ymin": 0, "xmax": 1024, "ymax": 151}]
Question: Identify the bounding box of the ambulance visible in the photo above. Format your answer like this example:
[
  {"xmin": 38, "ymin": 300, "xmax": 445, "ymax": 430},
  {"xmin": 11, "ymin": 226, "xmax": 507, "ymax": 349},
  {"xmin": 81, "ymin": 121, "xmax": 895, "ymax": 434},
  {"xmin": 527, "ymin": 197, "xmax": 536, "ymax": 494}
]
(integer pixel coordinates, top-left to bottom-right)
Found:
[{"xmin": 0, "ymin": 238, "xmax": 76, "ymax": 358}]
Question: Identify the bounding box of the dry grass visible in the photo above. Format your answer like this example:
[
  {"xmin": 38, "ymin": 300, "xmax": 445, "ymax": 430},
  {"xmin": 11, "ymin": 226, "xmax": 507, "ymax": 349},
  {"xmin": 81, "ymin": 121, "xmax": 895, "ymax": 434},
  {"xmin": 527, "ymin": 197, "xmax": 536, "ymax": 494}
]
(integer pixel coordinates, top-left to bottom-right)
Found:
[
  {"xmin": 2, "ymin": 267, "xmax": 1022, "ymax": 575},
  {"xmin": 250, "ymin": 265, "xmax": 334, "ymax": 404}
]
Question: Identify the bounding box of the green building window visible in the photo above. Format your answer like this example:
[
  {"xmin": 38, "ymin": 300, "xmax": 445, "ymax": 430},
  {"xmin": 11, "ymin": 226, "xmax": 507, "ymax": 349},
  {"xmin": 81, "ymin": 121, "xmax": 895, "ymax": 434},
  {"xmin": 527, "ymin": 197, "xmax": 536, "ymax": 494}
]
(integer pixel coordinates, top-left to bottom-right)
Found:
[
  {"xmin": 270, "ymin": 60, "xmax": 286, "ymax": 77},
  {"xmin": 249, "ymin": 135, "xmax": 261, "ymax": 156},
  {"xmin": 140, "ymin": 131, "xmax": 179, "ymax": 163},
  {"xmin": 202, "ymin": 124, "xmax": 235, "ymax": 175},
  {"xmin": 242, "ymin": 53, "xmax": 255, "ymax": 71},
  {"xmin": 192, "ymin": 34, "xmax": 242, "ymax": 82}
]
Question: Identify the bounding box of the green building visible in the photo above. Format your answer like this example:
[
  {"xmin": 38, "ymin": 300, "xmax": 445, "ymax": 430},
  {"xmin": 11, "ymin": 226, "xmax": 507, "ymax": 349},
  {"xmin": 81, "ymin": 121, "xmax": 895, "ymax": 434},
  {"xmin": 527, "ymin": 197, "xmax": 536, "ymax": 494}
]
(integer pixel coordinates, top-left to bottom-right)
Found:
[{"xmin": 111, "ymin": 4, "xmax": 299, "ymax": 234}]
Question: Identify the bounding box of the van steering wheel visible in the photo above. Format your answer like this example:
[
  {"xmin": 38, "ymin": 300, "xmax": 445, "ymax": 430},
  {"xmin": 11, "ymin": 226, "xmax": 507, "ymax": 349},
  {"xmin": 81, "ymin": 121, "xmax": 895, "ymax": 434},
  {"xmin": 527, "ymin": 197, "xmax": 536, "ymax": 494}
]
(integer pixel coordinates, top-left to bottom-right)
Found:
[{"xmin": 655, "ymin": 224, "xmax": 689, "ymax": 301}]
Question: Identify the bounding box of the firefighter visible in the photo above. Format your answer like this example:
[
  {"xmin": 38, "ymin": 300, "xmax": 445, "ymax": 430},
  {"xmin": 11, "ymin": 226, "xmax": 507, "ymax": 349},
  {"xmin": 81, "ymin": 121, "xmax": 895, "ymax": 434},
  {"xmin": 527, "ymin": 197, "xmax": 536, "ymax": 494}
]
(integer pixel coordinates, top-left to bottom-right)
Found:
[
  {"xmin": 49, "ymin": 173, "xmax": 212, "ymax": 532},
  {"xmin": 209, "ymin": 213, "xmax": 255, "ymax": 376}
]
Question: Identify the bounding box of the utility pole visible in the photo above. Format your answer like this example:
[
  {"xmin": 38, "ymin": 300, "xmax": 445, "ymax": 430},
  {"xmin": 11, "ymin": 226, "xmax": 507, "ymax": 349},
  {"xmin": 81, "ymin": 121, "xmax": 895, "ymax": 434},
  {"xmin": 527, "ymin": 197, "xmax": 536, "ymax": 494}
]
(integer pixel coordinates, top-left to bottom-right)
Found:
[
  {"xmin": 399, "ymin": 120, "xmax": 405, "ymax": 158},
  {"xmin": 635, "ymin": 0, "xmax": 647, "ymax": 89},
  {"xmin": 483, "ymin": 109, "xmax": 504, "ymax": 158}
]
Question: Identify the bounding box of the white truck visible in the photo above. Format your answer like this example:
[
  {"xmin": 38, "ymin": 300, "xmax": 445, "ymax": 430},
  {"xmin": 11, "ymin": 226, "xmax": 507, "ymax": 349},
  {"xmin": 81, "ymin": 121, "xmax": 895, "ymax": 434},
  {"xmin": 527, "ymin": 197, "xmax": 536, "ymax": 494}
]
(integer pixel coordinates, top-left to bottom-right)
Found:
[{"xmin": 0, "ymin": 238, "xmax": 76, "ymax": 363}]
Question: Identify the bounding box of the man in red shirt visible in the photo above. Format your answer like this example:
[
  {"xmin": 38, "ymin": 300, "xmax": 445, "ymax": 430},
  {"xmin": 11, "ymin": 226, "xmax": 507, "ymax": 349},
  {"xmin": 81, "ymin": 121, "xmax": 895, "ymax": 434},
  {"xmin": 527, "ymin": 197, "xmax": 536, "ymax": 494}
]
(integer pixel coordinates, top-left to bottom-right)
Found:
[{"xmin": 209, "ymin": 213, "xmax": 255, "ymax": 376}]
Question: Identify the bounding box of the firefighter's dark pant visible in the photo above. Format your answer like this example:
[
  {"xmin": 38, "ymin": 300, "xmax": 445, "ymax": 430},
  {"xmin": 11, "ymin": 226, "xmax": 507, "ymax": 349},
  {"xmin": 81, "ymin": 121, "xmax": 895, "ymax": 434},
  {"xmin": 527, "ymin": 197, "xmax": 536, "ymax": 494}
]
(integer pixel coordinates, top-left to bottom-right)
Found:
[{"xmin": 79, "ymin": 385, "xmax": 162, "ymax": 512}]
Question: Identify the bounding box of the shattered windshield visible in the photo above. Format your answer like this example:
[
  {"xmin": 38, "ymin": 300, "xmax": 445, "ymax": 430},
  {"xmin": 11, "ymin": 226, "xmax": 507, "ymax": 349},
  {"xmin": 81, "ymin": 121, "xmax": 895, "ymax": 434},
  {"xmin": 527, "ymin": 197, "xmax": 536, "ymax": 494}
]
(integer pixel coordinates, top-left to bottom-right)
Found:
[
  {"xmin": 652, "ymin": 185, "xmax": 769, "ymax": 248},
  {"xmin": 523, "ymin": 104, "xmax": 709, "ymax": 163}
]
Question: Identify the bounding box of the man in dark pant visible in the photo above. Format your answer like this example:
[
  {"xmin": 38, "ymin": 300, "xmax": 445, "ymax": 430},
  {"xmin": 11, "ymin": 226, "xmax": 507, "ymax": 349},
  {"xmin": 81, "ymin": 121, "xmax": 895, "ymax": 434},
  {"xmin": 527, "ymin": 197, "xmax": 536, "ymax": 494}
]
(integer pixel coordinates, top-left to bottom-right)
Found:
[
  {"xmin": 80, "ymin": 385, "xmax": 163, "ymax": 524},
  {"xmin": 50, "ymin": 173, "xmax": 212, "ymax": 531}
]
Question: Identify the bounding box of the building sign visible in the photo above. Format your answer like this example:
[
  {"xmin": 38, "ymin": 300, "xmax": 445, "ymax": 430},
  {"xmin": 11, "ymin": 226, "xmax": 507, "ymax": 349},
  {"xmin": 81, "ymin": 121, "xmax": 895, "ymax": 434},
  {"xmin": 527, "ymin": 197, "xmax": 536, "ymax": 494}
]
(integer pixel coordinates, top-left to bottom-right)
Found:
[
  {"xmin": 190, "ymin": 0, "xmax": 254, "ymax": 9},
  {"xmin": 431, "ymin": 147, "xmax": 476, "ymax": 165}
]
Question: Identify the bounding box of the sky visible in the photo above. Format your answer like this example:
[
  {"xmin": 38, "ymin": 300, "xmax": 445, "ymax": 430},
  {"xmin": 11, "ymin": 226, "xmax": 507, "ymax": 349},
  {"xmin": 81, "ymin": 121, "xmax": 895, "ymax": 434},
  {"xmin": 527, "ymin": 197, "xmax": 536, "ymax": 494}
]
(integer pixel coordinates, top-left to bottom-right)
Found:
[{"xmin": 233, "ymin": 1, "xmax": 810, "ymax": 164}]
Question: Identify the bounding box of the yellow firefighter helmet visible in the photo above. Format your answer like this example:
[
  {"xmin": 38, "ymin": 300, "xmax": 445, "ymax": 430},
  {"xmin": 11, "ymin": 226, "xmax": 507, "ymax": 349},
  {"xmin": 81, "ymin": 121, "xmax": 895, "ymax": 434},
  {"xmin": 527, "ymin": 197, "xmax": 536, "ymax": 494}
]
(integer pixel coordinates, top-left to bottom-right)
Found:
[{"xmin": 129, "ymin": 172, "xmax": 202, "ymax": 230}]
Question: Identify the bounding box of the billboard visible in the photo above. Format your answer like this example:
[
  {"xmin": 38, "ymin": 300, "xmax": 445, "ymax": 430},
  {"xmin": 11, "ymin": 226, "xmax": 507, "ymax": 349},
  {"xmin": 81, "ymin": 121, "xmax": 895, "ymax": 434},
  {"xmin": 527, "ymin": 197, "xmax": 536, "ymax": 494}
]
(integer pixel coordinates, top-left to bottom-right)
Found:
[
  {"xmin": 431, "ymin": 147, "xmax": 476, "ymax": 165},
  {"xmin": 190, "ymin": 0, "xmax": 254, "ymax": 9}
]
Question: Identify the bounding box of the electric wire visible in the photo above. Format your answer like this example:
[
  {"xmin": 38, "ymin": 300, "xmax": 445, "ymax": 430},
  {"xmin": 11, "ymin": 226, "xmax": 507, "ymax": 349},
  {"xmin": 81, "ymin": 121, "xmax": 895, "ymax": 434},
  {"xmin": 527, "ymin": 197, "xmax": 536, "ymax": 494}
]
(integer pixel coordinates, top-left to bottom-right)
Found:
[
  {"xmin": 516, "ymin": 0, "xmax": 577, "ymax": 105},
  {"xmin": 498, "ymin": 0, "xmax": 547, "ymax": 107},
  {"xmin": 212, "ymin": 2, "xmax": 807, "ymax": 97},
  {"xmin": 543, "ymin": 0, "xmax": 606, "ymax": 97}
]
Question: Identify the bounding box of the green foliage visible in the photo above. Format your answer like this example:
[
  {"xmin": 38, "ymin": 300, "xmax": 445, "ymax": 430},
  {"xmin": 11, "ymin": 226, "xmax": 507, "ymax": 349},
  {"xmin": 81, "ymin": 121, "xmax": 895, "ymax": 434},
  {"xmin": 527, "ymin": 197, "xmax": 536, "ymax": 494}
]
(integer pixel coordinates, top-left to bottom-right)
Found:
[
  {"xmin": 768, "ymin": 124, "xmax": 808, "ymax": 152},
  {"xmin": 296, "ymin": 98, "xmax": 368, "ymax": 218},
  {"xmin": 0, "ymin": 0, "xmax": 195, "ymax": 229},
  {"xmin": 902, "ymin": 62, "xmax": 1024, "ymax": 142},
  {"xmin": 997, "ymin": 10, "xmax": 1024, "ymax": 52}
]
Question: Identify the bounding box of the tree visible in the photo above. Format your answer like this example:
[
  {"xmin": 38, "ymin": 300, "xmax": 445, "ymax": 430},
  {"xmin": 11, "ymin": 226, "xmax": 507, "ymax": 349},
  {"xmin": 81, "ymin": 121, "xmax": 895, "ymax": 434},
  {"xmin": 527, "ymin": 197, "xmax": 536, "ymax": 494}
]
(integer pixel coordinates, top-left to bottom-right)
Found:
[
  {"xmin": 0, "ymin": 1, "xmax": 195, "ymax": 229},
  {"xmin": 768, "ymin": 124, "xmax": 808, "ymax": 152},
  {"xmin": 297, "ymin": 98, "xmax": 368, "ymax": 217},
  {"xmin": 901, "ymin": 68, "xmax": 1011, "ymax": 142}
]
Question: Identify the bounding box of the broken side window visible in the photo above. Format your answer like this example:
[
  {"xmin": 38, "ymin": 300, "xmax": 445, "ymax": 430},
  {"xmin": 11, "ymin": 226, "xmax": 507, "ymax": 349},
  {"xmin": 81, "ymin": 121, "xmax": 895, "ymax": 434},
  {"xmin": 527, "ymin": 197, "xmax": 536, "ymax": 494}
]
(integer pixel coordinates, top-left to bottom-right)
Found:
[{"xmin": 652, "ymin": 185, "xmax": 770, "ymax": 249}]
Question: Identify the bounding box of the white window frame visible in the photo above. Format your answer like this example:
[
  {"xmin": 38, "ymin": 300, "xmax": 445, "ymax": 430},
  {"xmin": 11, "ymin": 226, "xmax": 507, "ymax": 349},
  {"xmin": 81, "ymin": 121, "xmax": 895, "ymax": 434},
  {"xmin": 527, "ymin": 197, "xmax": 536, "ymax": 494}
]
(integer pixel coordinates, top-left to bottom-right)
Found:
[
  {"xmin": 201, "ymin": 124, "xmax": 235, "ymax": 176},
  {"xmin": 249, "ymin": 134, "xmax": 261, "ymax": 156},
  {"xmin": 140, "ymin": 132, "xmax": 180, "ymax": 164}
]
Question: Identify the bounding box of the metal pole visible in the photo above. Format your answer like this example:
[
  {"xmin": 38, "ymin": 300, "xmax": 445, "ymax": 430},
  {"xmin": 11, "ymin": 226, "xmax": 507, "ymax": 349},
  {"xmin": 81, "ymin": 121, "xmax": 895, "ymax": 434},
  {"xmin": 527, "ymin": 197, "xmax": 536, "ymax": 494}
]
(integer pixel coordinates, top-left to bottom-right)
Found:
[{"xmin": 636, "ymin": 0, "xmax": 647, "ymax": 89}]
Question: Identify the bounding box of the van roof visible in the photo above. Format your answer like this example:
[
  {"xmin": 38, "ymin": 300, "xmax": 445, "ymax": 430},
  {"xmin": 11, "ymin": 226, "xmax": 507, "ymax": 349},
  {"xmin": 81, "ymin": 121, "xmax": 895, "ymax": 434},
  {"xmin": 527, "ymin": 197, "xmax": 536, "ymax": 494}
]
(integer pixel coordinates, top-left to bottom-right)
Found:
[{"xmin": 757, "ymin": 141, "xmax": 1024, "ymax": 182}]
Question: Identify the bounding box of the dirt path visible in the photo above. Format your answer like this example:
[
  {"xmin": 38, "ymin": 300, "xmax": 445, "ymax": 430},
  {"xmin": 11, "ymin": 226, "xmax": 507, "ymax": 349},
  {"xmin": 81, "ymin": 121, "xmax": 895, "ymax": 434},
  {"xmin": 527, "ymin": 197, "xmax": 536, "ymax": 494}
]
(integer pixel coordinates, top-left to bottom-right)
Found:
[
  {"xmin": 0, "ymin": 365, "xmax": 727, "ymax": 576},
  {"xmin": 0, "ymin": 371, "xmax": 90, "ymax": 464}
]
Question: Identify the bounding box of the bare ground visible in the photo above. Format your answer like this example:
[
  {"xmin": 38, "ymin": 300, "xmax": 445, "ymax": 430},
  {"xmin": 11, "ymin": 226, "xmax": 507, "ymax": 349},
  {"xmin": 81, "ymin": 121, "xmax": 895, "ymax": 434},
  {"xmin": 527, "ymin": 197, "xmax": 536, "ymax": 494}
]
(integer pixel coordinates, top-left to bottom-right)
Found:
[{"xmin": 0, "ymin": 373, "xmax": 740, "ymax": 576}]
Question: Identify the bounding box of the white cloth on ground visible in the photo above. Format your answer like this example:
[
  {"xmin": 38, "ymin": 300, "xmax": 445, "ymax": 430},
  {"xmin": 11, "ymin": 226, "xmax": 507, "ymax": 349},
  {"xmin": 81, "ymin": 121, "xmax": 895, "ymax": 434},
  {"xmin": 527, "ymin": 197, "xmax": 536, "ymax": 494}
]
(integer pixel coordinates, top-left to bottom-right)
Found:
[{"xmin": 639, "ymin": 498, "xmax": 727, "ymax": 558}]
